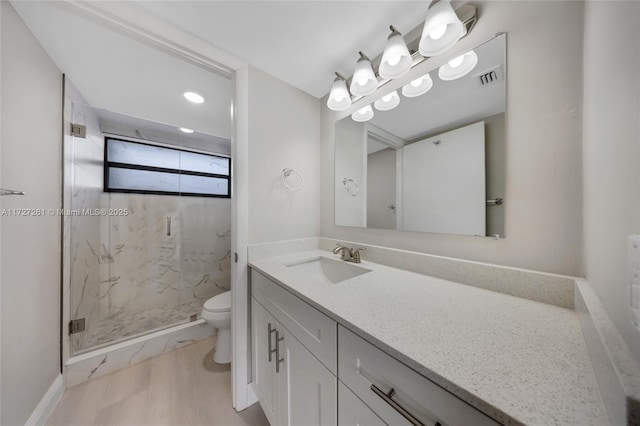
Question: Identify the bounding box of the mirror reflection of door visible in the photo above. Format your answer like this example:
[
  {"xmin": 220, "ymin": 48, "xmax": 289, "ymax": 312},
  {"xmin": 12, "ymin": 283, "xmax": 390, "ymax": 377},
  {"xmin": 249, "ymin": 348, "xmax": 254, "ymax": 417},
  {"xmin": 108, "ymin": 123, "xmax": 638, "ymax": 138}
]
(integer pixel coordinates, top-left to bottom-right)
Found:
[{"xmin": 367, "ymin": 146, "xmax": 396, "ymax": 230}]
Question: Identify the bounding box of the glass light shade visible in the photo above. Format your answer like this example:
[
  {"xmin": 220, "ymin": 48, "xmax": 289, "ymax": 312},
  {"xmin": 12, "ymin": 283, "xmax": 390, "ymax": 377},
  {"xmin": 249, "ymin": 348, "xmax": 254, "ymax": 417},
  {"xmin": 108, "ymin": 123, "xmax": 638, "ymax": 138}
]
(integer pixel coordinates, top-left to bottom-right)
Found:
[
  {"xmin": 418, "ymin": 0, "xmax": 464, "ymax": 57},
  {"xmin": 352, "ymin": 105, "xmax": 374, "ymax": 122},
  {"xmin": 379, "ymin": 29, "xmax": 412, "ymax": 80},
  {"xmin": 350, "ymin": 54, "xmax": 378, "ymax": 97},
  {"xmin": 374, "ymin": 90, "xmax": 400, "ymax": 111},
  {"xmin": 402, "ymin": 73, "xmax": 434, "ymax": 98},
  {"xmin": 327, "ymin": 75, "xmax": 352, "ymax": 111},
  {"xmin": 438, "ymin": 50, "xmax": 478, "ymax": 81}
]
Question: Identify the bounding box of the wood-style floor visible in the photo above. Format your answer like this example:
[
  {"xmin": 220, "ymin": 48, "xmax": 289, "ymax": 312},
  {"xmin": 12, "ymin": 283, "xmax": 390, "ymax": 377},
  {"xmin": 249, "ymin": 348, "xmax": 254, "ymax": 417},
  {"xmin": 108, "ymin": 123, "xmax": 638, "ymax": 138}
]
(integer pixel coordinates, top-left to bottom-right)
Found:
[{"xmin": 47, "ymin": 337, "xmax": 269, "ymax": 426}]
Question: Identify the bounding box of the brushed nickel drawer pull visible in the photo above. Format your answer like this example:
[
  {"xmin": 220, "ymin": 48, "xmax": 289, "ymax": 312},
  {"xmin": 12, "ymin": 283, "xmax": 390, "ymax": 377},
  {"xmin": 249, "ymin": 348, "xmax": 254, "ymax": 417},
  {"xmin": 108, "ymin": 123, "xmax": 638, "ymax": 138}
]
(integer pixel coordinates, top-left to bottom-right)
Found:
[
  {"xmin": 370, "ymin": 383, "xmax": 428, "ymax": 426},
  {"xmin": 268, "ymin": 323, "xmax": 276, "ymax": 362},
  {"xmin": 275, "ymin": 330, "xmax": 285, "ymax": 373}
]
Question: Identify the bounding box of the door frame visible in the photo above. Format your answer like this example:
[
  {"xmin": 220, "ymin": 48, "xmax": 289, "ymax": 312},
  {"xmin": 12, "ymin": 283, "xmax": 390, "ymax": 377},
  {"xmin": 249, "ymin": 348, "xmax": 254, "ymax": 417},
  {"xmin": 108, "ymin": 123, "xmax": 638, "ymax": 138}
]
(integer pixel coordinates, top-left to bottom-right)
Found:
[{"xmin": 54, "ymin": 0, "xmax": 255, "ymax": 410}]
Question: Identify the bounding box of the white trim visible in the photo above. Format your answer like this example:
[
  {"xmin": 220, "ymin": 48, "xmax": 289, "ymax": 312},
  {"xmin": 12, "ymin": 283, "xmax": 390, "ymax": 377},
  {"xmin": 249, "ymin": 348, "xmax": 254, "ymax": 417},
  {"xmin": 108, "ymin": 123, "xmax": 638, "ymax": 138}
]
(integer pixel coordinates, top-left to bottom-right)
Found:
[
  {"xmin": 25, "ymin": 375, "xmax": 64, "ymax": 426},
  {"xmin": 231, "ymin": 65, "xmax": 252, "ymax": 410}
]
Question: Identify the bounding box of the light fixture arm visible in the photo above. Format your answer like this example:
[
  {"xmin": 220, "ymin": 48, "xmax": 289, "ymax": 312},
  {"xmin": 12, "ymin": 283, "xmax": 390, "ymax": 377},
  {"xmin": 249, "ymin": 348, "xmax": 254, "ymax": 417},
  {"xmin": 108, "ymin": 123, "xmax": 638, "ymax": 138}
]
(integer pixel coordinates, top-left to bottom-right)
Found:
[
  {"xmin": 388, "ymin": 25, "xmax": 402, "ymax": 38},
  {"xmin": 357, "ymin": 51, "xmax": 370, "ymax": 63}
]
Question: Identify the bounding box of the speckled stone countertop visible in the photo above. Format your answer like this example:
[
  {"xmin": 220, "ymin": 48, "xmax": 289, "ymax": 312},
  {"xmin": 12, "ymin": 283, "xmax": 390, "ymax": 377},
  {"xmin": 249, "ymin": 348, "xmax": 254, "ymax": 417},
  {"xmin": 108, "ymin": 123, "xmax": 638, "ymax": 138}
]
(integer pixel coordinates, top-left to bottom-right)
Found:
[{"xmin": 249, "ymin": 250, "xmax": 607, "ymax": 426}]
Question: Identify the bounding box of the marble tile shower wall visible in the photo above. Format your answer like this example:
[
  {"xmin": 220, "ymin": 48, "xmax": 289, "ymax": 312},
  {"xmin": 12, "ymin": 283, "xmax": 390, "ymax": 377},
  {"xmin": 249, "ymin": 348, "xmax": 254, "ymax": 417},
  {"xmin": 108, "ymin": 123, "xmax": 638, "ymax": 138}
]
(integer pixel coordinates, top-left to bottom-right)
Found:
[{"xmin": 67, "ymin": 104, "xmax": 231, "ymax": 354}]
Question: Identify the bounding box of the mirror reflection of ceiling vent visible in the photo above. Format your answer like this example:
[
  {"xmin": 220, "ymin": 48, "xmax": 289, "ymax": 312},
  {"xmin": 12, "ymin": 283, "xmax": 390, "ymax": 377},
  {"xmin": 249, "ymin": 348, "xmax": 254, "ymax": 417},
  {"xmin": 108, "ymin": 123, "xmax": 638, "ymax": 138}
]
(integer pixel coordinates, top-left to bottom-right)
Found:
[{"xmin": 472, "ymin": 64, "xmax": 505, "ymax": 88}]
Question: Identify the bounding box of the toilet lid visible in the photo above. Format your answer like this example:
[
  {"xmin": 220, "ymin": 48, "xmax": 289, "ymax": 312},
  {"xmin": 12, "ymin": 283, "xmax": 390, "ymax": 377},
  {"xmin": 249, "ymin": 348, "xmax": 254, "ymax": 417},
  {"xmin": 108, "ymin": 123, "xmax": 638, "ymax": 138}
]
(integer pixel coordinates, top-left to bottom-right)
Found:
[{"xmin": 203, "ymin": 291, "xmax": 231, "ymax": 313}]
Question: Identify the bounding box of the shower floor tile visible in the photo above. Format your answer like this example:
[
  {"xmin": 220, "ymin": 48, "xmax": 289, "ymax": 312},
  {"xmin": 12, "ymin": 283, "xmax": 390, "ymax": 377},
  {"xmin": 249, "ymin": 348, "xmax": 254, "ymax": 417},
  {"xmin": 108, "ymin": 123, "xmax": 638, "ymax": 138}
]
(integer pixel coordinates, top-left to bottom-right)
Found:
[{"xmin": 49, "ymin": 337, "xmax": 268, "ymax": 426}]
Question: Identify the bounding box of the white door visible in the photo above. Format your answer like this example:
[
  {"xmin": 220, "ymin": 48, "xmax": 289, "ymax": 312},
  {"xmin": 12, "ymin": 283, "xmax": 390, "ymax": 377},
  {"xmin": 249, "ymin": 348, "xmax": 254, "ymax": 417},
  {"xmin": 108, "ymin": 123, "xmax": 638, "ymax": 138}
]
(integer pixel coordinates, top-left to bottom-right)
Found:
[
  {"xmin": 401, "ymin": 121, "xmax": 486, "ymax": 236},
  {"xmin": 278, "ymin": 327, "xmax": 337, "ymax": 426},
  {"xmin": 251, "ymin": 299, "xmax": 279, "ymax": 425}
]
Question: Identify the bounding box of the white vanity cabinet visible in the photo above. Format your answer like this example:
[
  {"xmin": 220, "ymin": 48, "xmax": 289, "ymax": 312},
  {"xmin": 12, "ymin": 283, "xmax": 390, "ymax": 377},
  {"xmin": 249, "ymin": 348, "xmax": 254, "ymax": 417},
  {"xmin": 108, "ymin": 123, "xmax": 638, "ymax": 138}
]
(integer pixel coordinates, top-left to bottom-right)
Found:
[
  {"xmin": 251, "ymin": 267, "xmax": 500, "ymax": 426},
  {"xmin": 251, "ymin": 270, "xmax": 337, "ymax": 426}
]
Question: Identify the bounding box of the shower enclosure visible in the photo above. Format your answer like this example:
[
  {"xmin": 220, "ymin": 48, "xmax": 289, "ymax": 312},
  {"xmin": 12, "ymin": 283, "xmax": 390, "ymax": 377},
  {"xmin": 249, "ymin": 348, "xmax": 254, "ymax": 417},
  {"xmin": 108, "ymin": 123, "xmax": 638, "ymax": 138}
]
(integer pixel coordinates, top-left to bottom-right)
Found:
[{"xmin": 66, "ymin": 95, "xmax": 232, "ymax": 355}]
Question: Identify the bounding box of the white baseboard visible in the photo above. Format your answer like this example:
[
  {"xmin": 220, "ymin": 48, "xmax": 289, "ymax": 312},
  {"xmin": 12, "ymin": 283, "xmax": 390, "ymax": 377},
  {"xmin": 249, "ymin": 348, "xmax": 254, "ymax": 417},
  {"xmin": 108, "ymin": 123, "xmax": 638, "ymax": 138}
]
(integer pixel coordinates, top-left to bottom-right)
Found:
[{"xmin": 25, "ymin": 374, "xmax": 64, "ymax": 426}]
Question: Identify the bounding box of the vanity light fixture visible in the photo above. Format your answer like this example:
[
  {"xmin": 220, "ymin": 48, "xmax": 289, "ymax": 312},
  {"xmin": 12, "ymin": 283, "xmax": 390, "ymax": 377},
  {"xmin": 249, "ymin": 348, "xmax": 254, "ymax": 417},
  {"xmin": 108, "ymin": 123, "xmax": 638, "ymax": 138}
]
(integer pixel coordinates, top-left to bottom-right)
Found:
[
  {"xmin": 419, "ymin": 0, "xmax": 464, "ymax": 57},
  {"xmin": 402, "ymin": 73, "xmax": 434, "ymax": 98},
  {"xmin": 379, "ymin": 26, "xmax": 413, "ymax": 80},
  {"xmin": 438, "ymin": 50, "xmax": 478, "ymax": 80},
  {"xmin": 374, "ymin": 90, "xmax": 400, "ymax": 111},
  {"xmin": 351, "ymin": 105, "xmax": 374, "ymax": 122},
  {"xmin": 350, "ymin": 52, "xmax": 378, "ymax": 97},
  {"xmin": 179, "ymin": 127, "xmax": 194, "ymax": 134},
  {"xmin": 183, "ymin": 91, "xmax": 205, "ymax": 104},
  {"xmin": 327, "ymin": 72, "xmax": 352, "ymax": 111}
]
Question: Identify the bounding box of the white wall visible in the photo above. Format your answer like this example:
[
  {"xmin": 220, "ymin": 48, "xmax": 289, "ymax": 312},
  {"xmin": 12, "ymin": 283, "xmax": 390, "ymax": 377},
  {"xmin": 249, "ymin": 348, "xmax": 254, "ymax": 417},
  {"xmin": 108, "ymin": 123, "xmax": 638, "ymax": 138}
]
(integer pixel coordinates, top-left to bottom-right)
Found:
[
  {"xmin": 321, "ymin": 1, "xmax": 585, "ymax": 276},
  {"xmin": 0, "ymin": 2, "xmax": 62, "ymax": 424},
  {"xmin": 247, "ymin": 66, "xmax": 320, "ymax": 243},
  {"xmin": 583, "ymin": 1, "xmax": 640, "ymax": 362}
]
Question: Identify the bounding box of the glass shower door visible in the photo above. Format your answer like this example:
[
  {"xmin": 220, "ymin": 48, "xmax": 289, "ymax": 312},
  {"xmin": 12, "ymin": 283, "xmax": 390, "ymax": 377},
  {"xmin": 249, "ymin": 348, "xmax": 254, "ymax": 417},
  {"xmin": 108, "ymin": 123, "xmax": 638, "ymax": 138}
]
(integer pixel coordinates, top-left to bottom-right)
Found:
[{"xmin": 177, "ymin": 139, "xmax": 232, "ymax": 321}]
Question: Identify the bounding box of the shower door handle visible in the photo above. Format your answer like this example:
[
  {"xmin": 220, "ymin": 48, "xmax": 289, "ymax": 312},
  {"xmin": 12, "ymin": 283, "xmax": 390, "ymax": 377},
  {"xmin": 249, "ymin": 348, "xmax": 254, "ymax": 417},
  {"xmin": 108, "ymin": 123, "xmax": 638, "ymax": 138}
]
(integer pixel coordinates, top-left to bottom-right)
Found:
[{"xmin": 166, "ymin": 216, "xmax": 171, "ymax": 236}]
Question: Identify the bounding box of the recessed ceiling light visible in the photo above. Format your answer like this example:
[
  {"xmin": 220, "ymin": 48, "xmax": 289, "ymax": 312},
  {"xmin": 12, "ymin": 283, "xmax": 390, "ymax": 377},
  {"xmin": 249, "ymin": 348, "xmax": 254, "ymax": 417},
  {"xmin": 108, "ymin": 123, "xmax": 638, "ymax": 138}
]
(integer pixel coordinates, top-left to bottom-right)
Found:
[
  {"xmin": 180, "ymin": 127, "xmax": 194, "ymax": 134},
  {"xmin": 183, "ymin": 91, "xmax": 205, "ymax": 104}
]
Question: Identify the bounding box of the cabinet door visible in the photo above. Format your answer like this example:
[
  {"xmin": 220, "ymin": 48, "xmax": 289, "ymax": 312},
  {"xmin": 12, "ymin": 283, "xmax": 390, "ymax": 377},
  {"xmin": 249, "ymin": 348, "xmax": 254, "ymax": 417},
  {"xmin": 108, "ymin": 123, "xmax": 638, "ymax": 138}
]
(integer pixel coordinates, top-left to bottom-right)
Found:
[
  {"xmin": 252, "ymin": 298, "xmax": 279, "ymax": 425},
  {"xmin": 338, "ymin": 381, "xmax": 386, "ymax": 426},
  {"xmin": 278, "ymin": 327, "xmax": 337, "ymax": 426}
]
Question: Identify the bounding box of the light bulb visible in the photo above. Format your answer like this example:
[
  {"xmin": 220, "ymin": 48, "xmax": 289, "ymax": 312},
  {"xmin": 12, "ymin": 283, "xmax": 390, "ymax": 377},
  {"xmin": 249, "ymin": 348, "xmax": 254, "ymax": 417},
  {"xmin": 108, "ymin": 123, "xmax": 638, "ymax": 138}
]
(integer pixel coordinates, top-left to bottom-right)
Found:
[
  {"xmin": 448, "ymin": 55, "xmax": 465, "ymax": 68},
  {"xmin": 382, "ymin": 94, "xmax": 393, "ymax": 102},
  {"xmin": 352, "ymin": 105, "xmax": 374, "ymax": 122},
  {"xmin": 356, "ymin": 77, "xmax": 368, "ymax": 86},
  {"xmin": 429, "ymin": 23, "xmax": 447, "ymax": 40},
  {"xmin": 410, "ymin": 77, "xmax": 424, "ymax": 87},
  {"xmin": 334, "ymin": 94, "xmax": 344, "ymax": 102},
  {"xmin": 387, "ymin": 55, "xmax": 401, "ymax": 67}
]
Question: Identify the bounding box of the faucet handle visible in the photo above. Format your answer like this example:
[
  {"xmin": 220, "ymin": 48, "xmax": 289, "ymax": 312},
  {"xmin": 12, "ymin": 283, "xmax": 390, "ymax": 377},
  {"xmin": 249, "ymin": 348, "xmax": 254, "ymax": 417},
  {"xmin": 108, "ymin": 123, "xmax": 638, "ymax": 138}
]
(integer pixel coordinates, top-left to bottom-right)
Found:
[{"xmin": 351, "ymin": 247, "xmax": 366, "ymax": 263}]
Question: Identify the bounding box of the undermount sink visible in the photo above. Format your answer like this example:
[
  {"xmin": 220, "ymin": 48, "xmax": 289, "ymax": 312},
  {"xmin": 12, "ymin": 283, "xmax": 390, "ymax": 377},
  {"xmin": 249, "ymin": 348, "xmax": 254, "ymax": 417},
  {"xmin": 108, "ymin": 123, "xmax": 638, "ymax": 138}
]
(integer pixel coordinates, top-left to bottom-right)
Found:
[{"xmin": 285, "ymin": 256, "xmax": 371, "ymax": 284}]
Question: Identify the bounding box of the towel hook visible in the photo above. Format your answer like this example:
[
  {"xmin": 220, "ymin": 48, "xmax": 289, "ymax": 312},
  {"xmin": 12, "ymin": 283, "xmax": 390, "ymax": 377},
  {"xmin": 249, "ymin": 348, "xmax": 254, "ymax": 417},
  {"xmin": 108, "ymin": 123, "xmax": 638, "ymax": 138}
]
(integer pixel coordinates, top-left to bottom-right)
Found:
[{"xmin": 282, "ymin": 168, "xmax": 304, "ymax": 191}]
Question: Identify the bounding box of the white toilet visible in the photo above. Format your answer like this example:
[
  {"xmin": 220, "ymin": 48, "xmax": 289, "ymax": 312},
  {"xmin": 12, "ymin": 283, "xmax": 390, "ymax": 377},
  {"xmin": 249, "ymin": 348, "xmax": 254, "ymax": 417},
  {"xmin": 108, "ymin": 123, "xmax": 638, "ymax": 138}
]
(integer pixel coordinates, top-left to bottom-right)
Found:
[{"xmin": 201, "ymin": 290, "xmax": 231, "ymax": 364}]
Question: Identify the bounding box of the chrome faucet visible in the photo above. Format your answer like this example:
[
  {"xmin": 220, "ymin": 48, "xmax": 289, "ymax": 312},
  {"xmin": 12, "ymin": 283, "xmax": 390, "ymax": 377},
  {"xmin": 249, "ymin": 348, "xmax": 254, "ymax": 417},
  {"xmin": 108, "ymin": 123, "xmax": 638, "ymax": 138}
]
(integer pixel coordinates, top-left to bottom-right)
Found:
[{"xmin": 332, "ymin": 244, "xmax": 366, "ymax": 264}]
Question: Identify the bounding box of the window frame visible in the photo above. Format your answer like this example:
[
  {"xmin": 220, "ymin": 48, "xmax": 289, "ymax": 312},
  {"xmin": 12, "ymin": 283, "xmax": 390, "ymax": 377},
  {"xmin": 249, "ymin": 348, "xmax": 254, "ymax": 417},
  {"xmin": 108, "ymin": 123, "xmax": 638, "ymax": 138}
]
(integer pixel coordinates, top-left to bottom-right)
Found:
[{"xmin": 103, "ymin": 136, "xmax": 231, "ymax": 198}]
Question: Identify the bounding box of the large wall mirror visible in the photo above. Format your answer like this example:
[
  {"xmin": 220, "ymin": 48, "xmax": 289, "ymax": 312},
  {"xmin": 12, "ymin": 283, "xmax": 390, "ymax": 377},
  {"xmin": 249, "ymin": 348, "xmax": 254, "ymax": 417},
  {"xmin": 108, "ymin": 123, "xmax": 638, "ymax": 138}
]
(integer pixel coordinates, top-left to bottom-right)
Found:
[{"xmin": 335, "ymin": 34, "xmax": 506, "ymax": 238}]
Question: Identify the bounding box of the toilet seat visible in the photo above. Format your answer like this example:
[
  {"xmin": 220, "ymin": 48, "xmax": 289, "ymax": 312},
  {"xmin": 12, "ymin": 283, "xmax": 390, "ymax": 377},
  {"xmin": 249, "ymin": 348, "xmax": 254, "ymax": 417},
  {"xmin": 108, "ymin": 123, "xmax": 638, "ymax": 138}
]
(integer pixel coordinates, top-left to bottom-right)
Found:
[{"xmin": 203, "ymin": 291, "xmax": 231, "ymax": 313}]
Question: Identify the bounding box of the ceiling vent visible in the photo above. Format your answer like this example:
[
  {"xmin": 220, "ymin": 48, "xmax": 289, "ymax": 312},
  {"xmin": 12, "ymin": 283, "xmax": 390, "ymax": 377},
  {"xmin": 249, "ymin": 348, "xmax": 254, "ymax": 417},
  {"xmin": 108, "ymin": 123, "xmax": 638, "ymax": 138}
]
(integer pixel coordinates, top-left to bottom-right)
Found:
[{"xmin": 472, "ymin": 64, "xmax": 505, "ymax": 88}]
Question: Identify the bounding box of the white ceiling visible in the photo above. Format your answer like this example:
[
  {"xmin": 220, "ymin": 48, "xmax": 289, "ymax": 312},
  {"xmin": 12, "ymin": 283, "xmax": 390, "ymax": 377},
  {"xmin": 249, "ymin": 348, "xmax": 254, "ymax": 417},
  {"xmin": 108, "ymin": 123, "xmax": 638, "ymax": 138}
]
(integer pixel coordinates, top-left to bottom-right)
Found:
[
  {"xmin": 10, "ymin": 0, "xmax": 476, "ymax": 125},
  {"xmin": 132, "ymin": 1, "xmax": 432, "ymax": 98},
  {"xmin": 11, "ymin": 1, "xmax": 233, "ymax": 139}
]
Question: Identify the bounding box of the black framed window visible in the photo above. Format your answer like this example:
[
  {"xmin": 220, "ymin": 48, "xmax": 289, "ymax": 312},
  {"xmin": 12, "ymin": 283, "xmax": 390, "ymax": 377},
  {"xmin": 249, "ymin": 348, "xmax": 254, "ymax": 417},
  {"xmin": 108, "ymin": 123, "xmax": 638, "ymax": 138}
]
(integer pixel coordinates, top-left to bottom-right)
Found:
[{"xmin": 104, "ymin": 137, "xmax": 231, "ymax": 198}]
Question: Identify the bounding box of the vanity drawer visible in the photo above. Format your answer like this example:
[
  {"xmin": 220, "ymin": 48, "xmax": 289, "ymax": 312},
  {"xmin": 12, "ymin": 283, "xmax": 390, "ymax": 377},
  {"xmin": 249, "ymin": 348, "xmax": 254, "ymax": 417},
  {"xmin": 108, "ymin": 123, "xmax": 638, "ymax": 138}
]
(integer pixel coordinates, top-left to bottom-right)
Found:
[
  {"xmin": 338, "ymin": 326, "xmax": 499, "ymax": 426},
  {"xmin": 251, "ymin": 269, "xmax": 337, "ymax": 374},
  {"xmin": 338, "ymin": 381, "xmax": 386, "ymax": 426}
]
